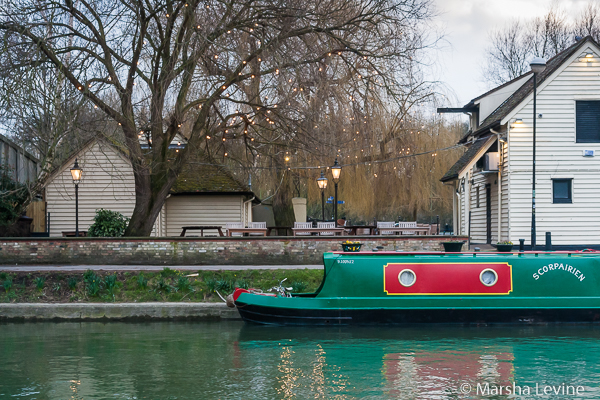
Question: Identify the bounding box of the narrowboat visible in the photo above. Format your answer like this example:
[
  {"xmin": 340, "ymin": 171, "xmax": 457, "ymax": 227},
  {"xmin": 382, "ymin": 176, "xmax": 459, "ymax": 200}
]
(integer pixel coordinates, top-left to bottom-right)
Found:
[{"xmin": 233, "ymin": 250, "xmax": 600, "ymax": 325}]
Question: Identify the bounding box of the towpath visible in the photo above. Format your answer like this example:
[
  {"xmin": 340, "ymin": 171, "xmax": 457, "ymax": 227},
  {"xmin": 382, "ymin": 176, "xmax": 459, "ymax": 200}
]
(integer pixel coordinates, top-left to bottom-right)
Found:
[{"xmin": 0, "ymin": 264, "xmax": 322, "ymax": 272}]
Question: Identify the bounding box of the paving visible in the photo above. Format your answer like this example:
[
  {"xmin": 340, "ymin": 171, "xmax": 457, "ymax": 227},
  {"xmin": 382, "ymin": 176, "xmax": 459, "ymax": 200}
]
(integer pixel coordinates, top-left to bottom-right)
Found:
[
  {"xmin": 0, "ymin": 302, "xmax": 241, "ymax": 321},
  {"xmin": 0, "ymin": 264, "xmax": 323, "ymax": 272}
]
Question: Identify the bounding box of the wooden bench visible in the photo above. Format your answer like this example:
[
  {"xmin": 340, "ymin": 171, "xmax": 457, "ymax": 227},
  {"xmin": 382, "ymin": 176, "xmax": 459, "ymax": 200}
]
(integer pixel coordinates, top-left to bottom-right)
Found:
[
  {"xmin": 292, "ymin": 227, "xmax": 345, "ymax": 236},
  {"xmin": 226, "ymin": 228, "xmax": 268, "ymax": 237}
]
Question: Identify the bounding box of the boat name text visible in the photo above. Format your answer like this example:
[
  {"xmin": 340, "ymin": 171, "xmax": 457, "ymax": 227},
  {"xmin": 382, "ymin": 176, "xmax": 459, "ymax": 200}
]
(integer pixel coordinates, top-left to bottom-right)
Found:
[
  {"xmin": 337, "ymin": 260, "xmax": 354, "ymax": 264},
  {"xmin": 533, "ymin": 263, "xmax": 585, "ymax": 281}
]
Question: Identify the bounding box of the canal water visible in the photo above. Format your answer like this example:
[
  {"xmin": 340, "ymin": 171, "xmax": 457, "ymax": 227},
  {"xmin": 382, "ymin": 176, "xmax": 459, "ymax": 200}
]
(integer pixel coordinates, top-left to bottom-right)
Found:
[{"xmin": 1, "ymin": 322, "xmax": 600, "ymax": 399}]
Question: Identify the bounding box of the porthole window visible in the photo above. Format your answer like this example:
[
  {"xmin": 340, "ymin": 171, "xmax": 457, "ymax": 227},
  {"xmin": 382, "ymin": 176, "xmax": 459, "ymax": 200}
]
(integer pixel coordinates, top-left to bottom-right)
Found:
[
  {"xmin": 480, "ymin": 269, "xmax": 498, "ymax": 287},
  {"xmin": 398, "ymin": 269, "xmax": 416, "ymax": 287}
]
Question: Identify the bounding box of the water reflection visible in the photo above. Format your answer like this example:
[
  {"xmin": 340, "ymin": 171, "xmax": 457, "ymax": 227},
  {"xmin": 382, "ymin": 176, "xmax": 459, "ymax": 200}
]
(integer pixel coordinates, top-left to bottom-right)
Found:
[{"xmin": 1, "ymin": 322, "xmax": 600, "ymax": 399}]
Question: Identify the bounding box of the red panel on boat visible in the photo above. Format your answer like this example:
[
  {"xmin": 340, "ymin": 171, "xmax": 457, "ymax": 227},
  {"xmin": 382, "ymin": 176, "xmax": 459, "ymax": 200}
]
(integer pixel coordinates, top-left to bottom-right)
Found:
[{"xmin": 384, "ymin": 262, "xmax": 513, "ymax": 295}]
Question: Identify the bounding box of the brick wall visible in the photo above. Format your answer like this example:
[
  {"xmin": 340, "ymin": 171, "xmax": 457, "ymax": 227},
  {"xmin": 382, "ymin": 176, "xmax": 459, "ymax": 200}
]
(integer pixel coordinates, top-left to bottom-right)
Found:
[{"xmin": 0, "ymin": 236, "xmax": 467, "ymax": 265}]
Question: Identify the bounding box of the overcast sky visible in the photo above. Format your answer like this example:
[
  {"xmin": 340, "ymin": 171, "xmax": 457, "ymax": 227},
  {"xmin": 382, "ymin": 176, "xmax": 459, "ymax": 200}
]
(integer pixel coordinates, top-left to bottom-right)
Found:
[{"xmin": 434, "ymin": 0, "xmax": 594, "ymax": 107}]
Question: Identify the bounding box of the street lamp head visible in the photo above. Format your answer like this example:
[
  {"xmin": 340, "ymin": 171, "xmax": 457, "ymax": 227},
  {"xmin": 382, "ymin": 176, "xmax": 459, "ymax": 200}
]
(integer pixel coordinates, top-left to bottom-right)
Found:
[
  {"xmin": 317, "ymin": 171, "xmax": 328, "ymax": 190},
  {"xmin": 331, "ymin": 158, "xmax": 341, "ymax": 182},
  {"xmin": 530, "ymin": 57, "xmax": 547, "ymax": 74},
  {"xmin": 70, "ymin": 158, "xmax": 83, "ymax": 183}
]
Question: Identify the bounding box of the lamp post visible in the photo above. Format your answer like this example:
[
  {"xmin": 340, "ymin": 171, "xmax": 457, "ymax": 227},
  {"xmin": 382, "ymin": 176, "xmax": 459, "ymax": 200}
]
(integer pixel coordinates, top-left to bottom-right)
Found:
[
  {"xmin": 316, "ymin": 172, "xmax": 328, "ymax": 221},
  {"xmin": 530, "ymin": 57, "xmax": 546, "ymax": 250},
  {"xmin": 70, "ymin": 158, "xmax": 83, "ymax": 237},
  {"xmin": 331, "ymin": 158, "xmax": 342, "ymax": 224}
]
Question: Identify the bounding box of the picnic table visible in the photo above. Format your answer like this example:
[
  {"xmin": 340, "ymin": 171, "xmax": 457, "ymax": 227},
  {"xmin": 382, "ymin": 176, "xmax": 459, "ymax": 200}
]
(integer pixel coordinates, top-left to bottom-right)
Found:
[
  {"xmin": 62, "ymin": 231, "xmax": 87, "ymax": 237},
  {"xmin": 267, "ymin": 226, "xmax": 292, "ymax": 236},
  {"xmin": 378, "ymin": 227, "xmax": 431, "ymax": 235},
  {"xmin": 291, "ymin": 227, "xmax": 345, "ymax": 236},
  {"xmin": 345, "ymin": 225, "xmax": 377, "ymax": 235},
  {"xmin": 180, "ymin": 226, "xmax": 224, "ymax": 237},
  {"xmin": 227, "ymin": 228, "xmax": 268, "ymax": 237}
]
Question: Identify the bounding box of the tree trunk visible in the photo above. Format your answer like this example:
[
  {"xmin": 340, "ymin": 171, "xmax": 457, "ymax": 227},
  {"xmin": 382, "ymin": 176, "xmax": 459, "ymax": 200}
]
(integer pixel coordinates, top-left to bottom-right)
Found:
[{"xmin": 123, "ymin": 161, "xmax": 175, "ymax": 236}]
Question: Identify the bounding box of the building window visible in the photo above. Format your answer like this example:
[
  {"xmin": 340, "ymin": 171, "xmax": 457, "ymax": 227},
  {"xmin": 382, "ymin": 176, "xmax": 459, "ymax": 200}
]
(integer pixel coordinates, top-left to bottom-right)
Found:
[
  {"xmin": 476, "ymin": 186, "xmax": 480, "ymax": 208},
  {"xmin": 576, "ymin": 101, "xmax": 600, "ymax": 143},
  {"xmin": 552, "ymin": 179, "xmax": 572, "ymax": 203}
]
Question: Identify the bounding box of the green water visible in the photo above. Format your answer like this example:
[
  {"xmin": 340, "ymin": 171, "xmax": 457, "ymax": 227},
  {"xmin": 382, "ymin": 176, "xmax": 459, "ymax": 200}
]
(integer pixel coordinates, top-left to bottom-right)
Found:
[{"xmin": 1, "ymin": 322, "xmax": 600, "ymax": 399}]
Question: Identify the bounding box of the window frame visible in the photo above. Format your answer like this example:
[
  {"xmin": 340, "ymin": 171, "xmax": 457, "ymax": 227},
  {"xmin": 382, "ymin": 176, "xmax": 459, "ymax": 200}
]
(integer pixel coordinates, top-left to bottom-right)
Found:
[
  {"xmin": 575, "ymin": 100, "xmax": 600, "ymax": 143},
  {"xmin": 552, "ymin": 178, "xmax": 573, "ymax": 204}
]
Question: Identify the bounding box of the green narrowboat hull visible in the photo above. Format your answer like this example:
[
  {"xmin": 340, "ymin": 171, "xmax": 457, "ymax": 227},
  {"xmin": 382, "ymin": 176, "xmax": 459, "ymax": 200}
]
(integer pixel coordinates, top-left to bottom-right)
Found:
[{"xmin": 234, "ymin": 251, "xmax": 600, "ymax": 325}]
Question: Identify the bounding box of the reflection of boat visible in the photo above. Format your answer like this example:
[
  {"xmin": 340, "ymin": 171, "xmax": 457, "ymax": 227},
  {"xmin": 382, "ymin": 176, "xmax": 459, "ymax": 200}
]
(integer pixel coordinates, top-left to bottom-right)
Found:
[{"xmin": 234, "ymin": 251, "xmax": 600, "ymax": 325}]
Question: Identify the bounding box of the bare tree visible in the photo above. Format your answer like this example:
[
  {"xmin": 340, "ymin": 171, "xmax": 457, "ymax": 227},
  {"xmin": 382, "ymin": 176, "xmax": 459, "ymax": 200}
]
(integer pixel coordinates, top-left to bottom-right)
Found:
[
  {"xmin": 483, "ymin": 4, "xmax": 574, "ymax": 86},
  {"xmin": 0, "ymin": 0, "xmax": 436, "ymax": 235},
  {"xmin": 574, "ymin": 3, "xmax": 600, "ymax": 42}
]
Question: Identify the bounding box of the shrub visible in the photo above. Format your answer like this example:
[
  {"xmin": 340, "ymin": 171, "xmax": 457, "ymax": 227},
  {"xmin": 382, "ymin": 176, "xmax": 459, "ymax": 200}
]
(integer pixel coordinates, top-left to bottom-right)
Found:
[
  {"xmin": 291, "ymin": 281, "xmax": 308, "ymax": 293},
  {"xmin": 137, "ymin": 273, "xmax": 148, "ymax": 289},
  {"xmin": 105, "ymin": 274, "xmax": 117, "ymax": 292},
  {"xmin": 87, "ymin": 209, "xmax": 130, "ymax": 237},
  {"xmin": 0, "ymin": 165, "xmax": 29, "ymax": 228},
  {"xmin": 34, "ymin": 276, "xmax": 45, "ymax": 290},
  {"xmin": 83, "ymin": 270, "xmax": 101, "ymax": 296},
  {"xmin": 155, "ymin": 278, "xmax": 171, "ymax": 293},
  {"xmin": 235, "ymin": 279, "xmax": 250, "ymax": 289},
  {"xmin": 67, "ymin": 277, "xmax": 78, "ymax": 290},
  {"xmin": 160, "ymin": 267, "xmax": 177, "ymax": 278},
  {"xmin": 176, "ymin": 276, "xmax": 191, "ymax": 292},
  {"xmin": 3, "ymin": 278, "xmax": 12, "ymax": 291}
]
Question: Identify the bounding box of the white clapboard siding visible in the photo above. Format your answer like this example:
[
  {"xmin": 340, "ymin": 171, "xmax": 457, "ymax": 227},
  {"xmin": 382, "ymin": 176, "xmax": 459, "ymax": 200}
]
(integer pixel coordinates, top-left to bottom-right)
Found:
[
  {"xmin": 469, "ymin": 170, "xmax": 499, "ymax": 243},
  {"xmin": 500, "ymin": 141, "xmax": 510, "ymax": 241},
  {"xmin": 507, "ymin": 43, "xmax": 600, "ymax": 245},
  {"xmin": 164, "ymin": 195, "xmax": 243, "ymax": 236},
  {"xmin": 46, "ymin": 141, "xmax": 136, "ymax": 236}
]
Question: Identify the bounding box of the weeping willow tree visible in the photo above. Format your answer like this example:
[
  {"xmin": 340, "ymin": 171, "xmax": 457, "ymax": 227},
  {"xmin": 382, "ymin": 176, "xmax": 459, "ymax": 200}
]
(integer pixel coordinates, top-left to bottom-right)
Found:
[{"xmin": 1, "ymin": 0, "xmax": 438, "ymax": 236}]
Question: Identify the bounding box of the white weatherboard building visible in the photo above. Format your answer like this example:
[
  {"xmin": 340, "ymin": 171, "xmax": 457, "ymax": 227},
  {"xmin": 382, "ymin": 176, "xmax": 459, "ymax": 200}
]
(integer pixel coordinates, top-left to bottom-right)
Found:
[
  {"xmin": 441, "ymin": 36, "xmax": 600, "ymax": 248},
  {"xmin": 45, "ymin": 138, "xmax": 257, "ymax": 236}
]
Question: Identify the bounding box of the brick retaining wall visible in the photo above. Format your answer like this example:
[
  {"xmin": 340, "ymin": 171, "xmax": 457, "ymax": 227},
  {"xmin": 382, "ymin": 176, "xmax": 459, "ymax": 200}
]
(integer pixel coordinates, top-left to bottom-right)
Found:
[{"xmin": 0, "ymin": 236, "xmax": 467, "ymax": 265}]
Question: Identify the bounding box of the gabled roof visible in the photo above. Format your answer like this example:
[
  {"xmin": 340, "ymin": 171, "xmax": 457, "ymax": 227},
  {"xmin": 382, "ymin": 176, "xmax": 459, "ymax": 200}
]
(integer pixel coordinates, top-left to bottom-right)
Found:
[
  {"xmin": 51, "ymin": 137, "xmax": 255, "ymax": 198},
  {"xmin": 171, "ymin": 157, "xmax": 253, "ymax": 196},
  {"xmin": 461, "ymin": 36, "xmax": 596, "ymax": 144},
  {"xmin": 440, "ymin": 136, "xmax": 494, "ymax": 182}
]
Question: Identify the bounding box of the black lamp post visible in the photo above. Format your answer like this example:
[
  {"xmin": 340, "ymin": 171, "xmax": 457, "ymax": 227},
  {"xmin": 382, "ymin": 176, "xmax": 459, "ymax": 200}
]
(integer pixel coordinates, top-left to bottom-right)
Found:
[
  {"xmin": 316, "ymin": 172, "xmax": 328, "ymax": 221},
  {"xmin": 331, "ymin": 158, "xmax": 342, "ymax": 224},
  {"xmin": 530, "ymin": 56, "xmax": 546, "ymax": 250},
  {"xmin": 70, "ymin": 158, "xmax": 83, "ymax": 237}
]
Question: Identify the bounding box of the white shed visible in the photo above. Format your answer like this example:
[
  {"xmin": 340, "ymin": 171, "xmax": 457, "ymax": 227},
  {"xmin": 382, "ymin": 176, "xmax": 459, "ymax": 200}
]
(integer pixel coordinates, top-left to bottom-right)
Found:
[{"xmin": 45, "ymin": 138, "xmax": 256, "ymax": 236}]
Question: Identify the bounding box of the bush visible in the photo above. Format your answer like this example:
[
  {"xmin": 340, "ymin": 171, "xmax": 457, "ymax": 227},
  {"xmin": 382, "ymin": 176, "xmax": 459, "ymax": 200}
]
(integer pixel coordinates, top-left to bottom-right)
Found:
[
  {"xmin": 87, "ymin": 209, "xmax": 130, "ymax": 237},
  {"xmin": 34, "ymin": 276, "xmax": 45, "ymax": 290},
  {"xmin": 137, "ymin": 273, "xmax": 148, "ymax": 289},
  {"xmin": 0, "ymin": 166, "xmax": 29, "ymax": 228},
  {"xmin": 67, "ymin": 277, "xmax": 78, "ymax": 290}
]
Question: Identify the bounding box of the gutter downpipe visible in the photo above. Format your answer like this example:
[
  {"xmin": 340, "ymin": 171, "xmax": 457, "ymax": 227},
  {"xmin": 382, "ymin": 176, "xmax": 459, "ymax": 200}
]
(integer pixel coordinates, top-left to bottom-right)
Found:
[{"xmin": 490, "ymin": 128, "xmax": 502, "ymax": 242}]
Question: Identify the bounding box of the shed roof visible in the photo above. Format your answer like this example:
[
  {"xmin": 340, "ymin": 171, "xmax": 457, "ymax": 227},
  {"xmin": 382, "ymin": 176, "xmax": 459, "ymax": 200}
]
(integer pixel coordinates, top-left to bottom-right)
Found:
[
  {"xmin": 440, "ymin": 136, "xmax": 494, "ymax": 182},
  {"xmin": 170, "ymin": 158, "xmax": 253, "ymax": 195}
]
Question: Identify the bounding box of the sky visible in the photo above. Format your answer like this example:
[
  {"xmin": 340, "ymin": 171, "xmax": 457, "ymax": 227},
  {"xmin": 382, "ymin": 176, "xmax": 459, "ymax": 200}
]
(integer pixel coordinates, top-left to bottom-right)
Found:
[{"xmin": 434, "ymin": 0, "xmax": 595, "ymax": 107}]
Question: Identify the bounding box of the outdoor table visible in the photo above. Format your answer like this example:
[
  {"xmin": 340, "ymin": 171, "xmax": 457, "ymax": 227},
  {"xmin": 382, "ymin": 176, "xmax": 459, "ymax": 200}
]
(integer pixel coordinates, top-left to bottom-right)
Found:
[
  {"xmin": 345, "ymin": 225, "xmax": 377, "ymax": 235},
  {"xmin": 180, "ymin": 226, "xmax": 224, "ymax": 237},
  {"xmin": 267, "ymin": 226, "xmax": 292, "ymax": 236},
  {"xmin": 291, "ymin": 227, "xmax": 345, "ymax": 236},
  {"xmin": 227, "ymin": 228, "xmax": 268, "ymax": 237},
  {"xmin": 378, "ymin": 227, "xmax": 431, "ymax": 235},
  {"xmin": 62, "ymin": 231, "xmax": 87, "ymax": 237}
]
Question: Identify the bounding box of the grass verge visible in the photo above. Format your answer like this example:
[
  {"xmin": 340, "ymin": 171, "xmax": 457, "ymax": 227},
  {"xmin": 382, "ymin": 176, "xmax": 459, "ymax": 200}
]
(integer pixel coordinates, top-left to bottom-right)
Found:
[{"xmin": 0, "ymin": 268, "xmax": 323, "ymax": 303}]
